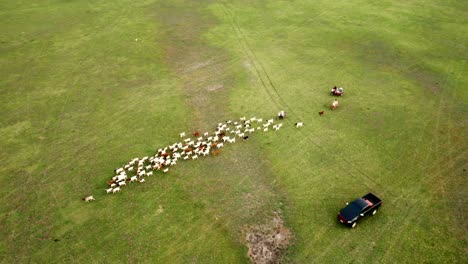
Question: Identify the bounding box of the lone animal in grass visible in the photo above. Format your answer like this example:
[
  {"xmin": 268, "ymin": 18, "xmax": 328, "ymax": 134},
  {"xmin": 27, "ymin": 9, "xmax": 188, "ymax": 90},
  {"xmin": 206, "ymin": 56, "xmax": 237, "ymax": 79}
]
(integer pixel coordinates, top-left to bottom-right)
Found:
[
  {"xmin": 295, "ymin": 122, "xmax": 304, "ymax": 128},
  {"xmin": 319, "ymin": 111, "xmax": 324, "ymax": 116},
  {"xmin": 82, "ymin": 195, "xmax": 95, "ymax": 202},
  {"xmin": 331, "ymin": 99, "xmax": 339, "ymax": 110}
]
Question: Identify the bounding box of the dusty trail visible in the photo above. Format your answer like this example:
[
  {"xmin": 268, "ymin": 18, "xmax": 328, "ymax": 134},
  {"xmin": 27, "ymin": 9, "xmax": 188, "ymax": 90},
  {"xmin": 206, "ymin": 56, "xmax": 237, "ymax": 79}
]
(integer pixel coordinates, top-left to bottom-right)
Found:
[{"xmin": 156, "ymin": 1, "xmax": 290, "ymax": 262}]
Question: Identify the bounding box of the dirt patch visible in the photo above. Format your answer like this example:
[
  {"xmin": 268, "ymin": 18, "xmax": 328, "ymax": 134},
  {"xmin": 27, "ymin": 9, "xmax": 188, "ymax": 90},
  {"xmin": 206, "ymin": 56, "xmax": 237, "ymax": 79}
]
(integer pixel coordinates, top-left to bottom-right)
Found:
[
  {"xmin": 206, "ymin": 84, "xmax": 224, "ymax": 91},
  {"xmin": 183, "ymin": 60, "xmax": 214, "ymax": 73},
  {"xmin": 157, "ymin": 1, "xmax": 233, "ymax": 130},
  {"xmin": 243, "ymin": 211, "xmax": 294, "ymax": 264}
]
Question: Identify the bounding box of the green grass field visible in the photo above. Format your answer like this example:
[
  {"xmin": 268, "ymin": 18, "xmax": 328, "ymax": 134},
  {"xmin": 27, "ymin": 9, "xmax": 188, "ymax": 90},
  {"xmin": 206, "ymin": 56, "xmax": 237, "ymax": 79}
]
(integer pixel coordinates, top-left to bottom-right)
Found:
[{"xmin": 1, "ymin": 0, "xmax": 466, "ymax": 263}]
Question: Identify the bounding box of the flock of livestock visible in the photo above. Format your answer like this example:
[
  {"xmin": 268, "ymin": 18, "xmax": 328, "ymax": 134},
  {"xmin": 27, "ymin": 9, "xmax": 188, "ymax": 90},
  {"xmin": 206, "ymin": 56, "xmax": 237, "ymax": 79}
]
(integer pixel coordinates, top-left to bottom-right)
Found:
[
  {"xmin": 98, "ymin": 116, "xmax": 303, "ymax": 196},
  {"xmin": 81, "ymin": 87, "xmax": 342, "ymax": 202}
]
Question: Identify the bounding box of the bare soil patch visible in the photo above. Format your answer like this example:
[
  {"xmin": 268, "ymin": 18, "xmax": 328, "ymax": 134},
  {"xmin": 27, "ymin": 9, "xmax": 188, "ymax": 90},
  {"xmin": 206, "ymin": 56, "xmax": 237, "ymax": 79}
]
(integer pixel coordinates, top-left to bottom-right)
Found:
[
  {"xmin": 243, "ymin": 211, "xmax": 294, "ymax": 264},
  {"xmin": 206, "ymin": 84, "xmax": 224, "ymax": 91}
]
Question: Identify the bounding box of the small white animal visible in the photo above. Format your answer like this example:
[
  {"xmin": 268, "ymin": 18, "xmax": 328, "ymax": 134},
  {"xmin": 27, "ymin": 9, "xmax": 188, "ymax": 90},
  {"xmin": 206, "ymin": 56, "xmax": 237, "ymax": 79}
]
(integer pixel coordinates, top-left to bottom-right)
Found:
[
  {"xmin": 106, "ymin": 188, "xmax": 113, "ymax": 194},
  {"xmin": 163, "ymin": 168, "xmax": 169, "ymax": 173},
  {"xmin": 112, "ymin": 187, "xmax": 121, "ymax": 193},
  {"xmin": 118, "ymin": 181, "xmax": 126, "ymax": 186},
  {"xmin": 179, "ymin": 132, "xmax": 186, "ymax": 138},
  {"xmin": 82, "ymin": 195, "xmax": 95, "ymax": 202},
  {"xmin": 139, "ymin": 179, "xmax": 145, "ymax": 183},
  {"xmin": 295, "ymin": 122, "xmax": 304, "ymax": 128}
]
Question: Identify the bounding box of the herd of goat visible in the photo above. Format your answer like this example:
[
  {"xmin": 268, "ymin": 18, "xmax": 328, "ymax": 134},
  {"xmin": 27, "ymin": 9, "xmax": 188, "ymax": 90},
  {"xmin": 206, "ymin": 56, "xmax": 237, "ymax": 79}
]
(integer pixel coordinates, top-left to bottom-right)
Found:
[{"xmin": 84, "ymin": 116, "xmax": 303, "ymax": 199}]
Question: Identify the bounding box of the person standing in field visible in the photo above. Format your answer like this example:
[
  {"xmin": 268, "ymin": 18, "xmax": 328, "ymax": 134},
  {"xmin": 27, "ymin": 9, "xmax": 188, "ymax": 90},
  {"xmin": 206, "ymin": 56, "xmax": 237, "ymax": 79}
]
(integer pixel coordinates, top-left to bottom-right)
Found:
[
  {"xmin": 331, "ymin": 99, "xmax": 339, "ymax": 110},
  {"xmin": 278, "ymin": 110, "xmax": 286, "ymax": 119}
]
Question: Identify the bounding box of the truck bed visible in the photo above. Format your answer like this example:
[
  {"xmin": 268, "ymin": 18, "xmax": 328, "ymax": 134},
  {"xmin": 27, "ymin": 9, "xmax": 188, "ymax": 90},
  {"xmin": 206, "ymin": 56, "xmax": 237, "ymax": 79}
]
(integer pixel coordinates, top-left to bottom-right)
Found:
[{"xmin": 362, "ymin": 193, "xmax": 382, "ymax": 206}]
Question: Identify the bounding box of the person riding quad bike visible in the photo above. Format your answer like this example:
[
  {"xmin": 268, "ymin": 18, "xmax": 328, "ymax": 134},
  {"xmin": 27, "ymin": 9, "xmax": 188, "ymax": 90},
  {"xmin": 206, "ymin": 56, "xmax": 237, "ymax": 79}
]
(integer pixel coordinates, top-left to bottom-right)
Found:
[{"xmin": 331, "ymin": 86, "xmax": 344, "ymax": 96}]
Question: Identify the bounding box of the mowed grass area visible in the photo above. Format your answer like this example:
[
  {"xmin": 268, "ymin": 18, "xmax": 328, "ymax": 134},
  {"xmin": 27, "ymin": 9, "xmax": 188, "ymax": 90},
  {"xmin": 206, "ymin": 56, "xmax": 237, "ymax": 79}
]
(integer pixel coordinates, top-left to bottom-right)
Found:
[{"xmin": 0, "ymin": 0, "xmax": 466, "ymax": 263}]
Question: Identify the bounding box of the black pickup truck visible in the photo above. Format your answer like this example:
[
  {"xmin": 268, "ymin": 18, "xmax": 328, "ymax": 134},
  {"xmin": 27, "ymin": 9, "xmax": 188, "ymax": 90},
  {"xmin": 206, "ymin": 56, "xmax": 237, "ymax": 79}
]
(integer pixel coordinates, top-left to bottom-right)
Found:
[{"xmin": 337, "ymin": 193, "xmax": 382, "ymax": 228}]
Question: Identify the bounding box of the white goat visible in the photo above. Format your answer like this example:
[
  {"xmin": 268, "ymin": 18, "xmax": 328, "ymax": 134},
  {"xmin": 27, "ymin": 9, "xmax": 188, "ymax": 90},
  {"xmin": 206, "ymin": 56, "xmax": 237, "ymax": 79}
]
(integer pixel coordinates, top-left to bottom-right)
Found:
[{"xmin": 83, "ymin": 195, "xmax": 95, "ymax": 202}]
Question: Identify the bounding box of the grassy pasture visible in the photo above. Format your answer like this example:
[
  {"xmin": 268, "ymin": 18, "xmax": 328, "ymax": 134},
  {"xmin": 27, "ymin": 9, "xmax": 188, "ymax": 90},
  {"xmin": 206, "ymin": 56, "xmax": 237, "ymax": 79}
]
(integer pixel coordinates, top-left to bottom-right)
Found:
[{"xmin": 0, "ymin": 0, "xmax": 466, "ymax": 263}]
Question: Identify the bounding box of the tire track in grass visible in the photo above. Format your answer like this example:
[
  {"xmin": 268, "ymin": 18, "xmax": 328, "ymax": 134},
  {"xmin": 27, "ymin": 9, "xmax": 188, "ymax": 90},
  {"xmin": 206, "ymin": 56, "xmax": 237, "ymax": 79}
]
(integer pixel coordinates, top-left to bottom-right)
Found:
[
  {"xmin": 219, "ymin": 4, "xmax": 283, "ymax": 110},
  {"xmin": 220, "ymin": 3, "xmax": 463, "ymax": 260},
  {"xmin": 377, "ymin": 75, "xmax": 450, "ymax": 262},
  {"xmin": 220, "ymin": 5, "xmax": 392, "ymax": 258},
  {"xmin": 220, "ymin": 2, "xmax": 391, "ymax": 195},
  {"xmin": 220, "ymin": 2, "xmax": 467, "ymax": 262},
  {"xmin": 377, "ymin": 60, "xmax": 465, "ymax": 263},
  {"xmin": 426, "ymin": 60, "xmax": 467, "ymax": 248}
]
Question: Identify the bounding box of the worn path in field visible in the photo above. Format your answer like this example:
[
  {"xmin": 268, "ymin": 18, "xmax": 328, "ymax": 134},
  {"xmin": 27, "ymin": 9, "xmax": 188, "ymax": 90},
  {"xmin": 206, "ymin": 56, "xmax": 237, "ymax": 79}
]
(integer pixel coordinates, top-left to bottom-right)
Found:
[{"xmin": 155, "ymin": 0, "xmax": 287, "ymax": 259}]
